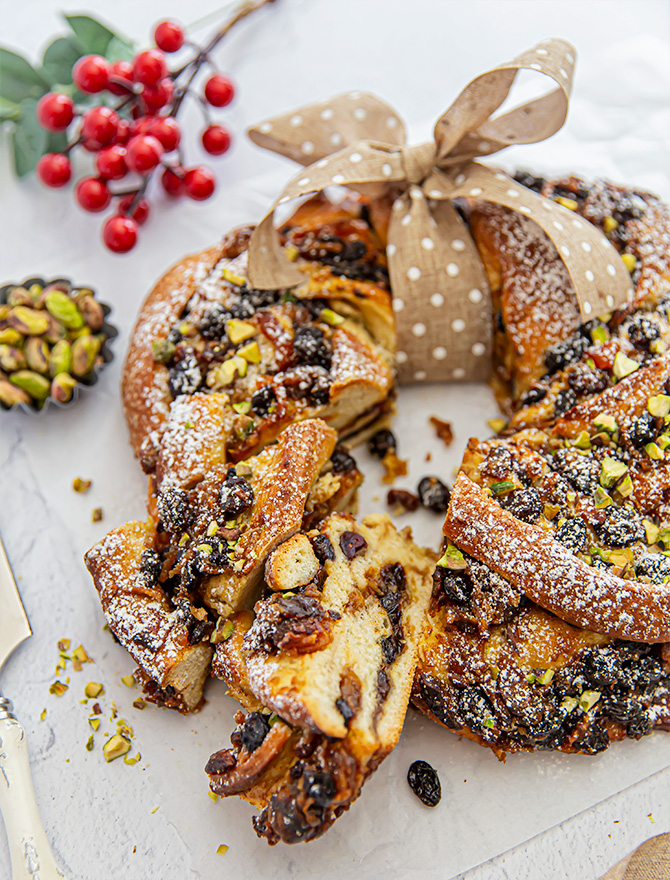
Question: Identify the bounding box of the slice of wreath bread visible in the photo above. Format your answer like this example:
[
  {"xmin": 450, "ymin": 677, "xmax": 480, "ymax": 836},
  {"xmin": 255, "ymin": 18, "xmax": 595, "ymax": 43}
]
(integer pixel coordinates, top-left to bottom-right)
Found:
[
  {"xmin": 85, "ymin": 420, "xmax": 361, "ymax": 712},
  {"xmin": 123, "ymin": 193, "xmax": 395, "ymax": 474},
  {"xmin": 206, "ymin": 512, "xmax": 435, "ymax": 843},
  {"xmin": 467, "ymin": 175, "xmax": 670, "ymax": 418}
]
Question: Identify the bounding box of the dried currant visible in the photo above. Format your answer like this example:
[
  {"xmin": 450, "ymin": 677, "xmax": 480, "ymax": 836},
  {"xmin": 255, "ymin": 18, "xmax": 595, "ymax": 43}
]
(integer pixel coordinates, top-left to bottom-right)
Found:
[
  {"xmin": 407, "ymin": 760, "xmax": 441, "ymax": 807},
  {"xmin": 199, "ymin": 304, "xmax": 232, "ymax": 340},
  {"xmin": 594, "ymin": 506, "xmax": 643, "ymax": 547},
  {"xmin": 433, "ymin": 566, "xmax": 472, "ymax": 604},
  {"xmin": 555, "ymin": 517, "xmax": 589, "ymax": 553},
  {"xmin": 251, "ymin": 383, "xmax": 277, "ymax": 417},
  {"xmin": 544, "ymin": 334, "xmax": 588, "ymax": 374},
  {"xmin": 311, "ymin": 533, "xmax": 335, "ymax": 562},
  {"xmin": 241, "ymin": 712, "xmax": 271, "ymax": 752},
  {"xmin": 167, "ymin": 349, "xmax": 202, "ymax": 397},
  {"xmin": 417, "ymin": 476, "xmax": 450, "ymax": 513},
  {"xmin": 380, "ymin": 562, "xmax": 406, "ymax": 592},
  {"xmin": 635, "ymin": 554, "xmax": 670, "ymax": 583},
  {"xmin": 626, "ymin": 314, "xmax": 660, "ymax": 351},
  {"xmin": 302, "ymin": 769, "xmax": 336, "ymax": 808},
  {"xmin": 293, "ymin": 325, "xmax": 332, "ymax": 369},
  {"xmin": 330, "ymin": 445, "xmax": 357, "ymax": 473},
  {"xmin": 387, "ymin": 488, "xmax": 420, "ymax": 512},
  {"xmin": 158, "ymin": 487, "xmax": 192, "ymax": 533},
  {"xmin": 501, "ymin": 488, "xmax": 542, "ymax": 523},
  {"xmin": 339, "ymin": 530, "xmax": 367, "ymax": 559},
  {"xmin": 628, "ymin": 411, "xmax": 657, "ymax": 448},
  {"xmin": 554, "ymin": 387, "xmax": 577, "ymax": 416},
  {"xmin": 368, "ymin": 428, "xmax": 397, "ymax": 459},
  {"xmin": 220, "ymin": 471, "xmax": 255, "ymax": 518}
]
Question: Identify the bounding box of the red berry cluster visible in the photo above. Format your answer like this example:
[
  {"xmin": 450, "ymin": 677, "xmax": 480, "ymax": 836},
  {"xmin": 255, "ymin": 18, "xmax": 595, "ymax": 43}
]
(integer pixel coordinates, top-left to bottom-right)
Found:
[{"xmin": 35, "ymin": 19, "xmax": 235, "ymax": 254}]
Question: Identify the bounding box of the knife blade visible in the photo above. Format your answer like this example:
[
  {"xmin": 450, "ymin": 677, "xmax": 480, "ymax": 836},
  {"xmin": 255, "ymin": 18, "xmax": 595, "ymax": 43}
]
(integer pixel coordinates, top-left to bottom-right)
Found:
[
  {"xmin": 0, "ymin": 534, "xmax": 31, "ymax": 673},
  {"xmin": 0, "ymin": 532, "xmax": 67, "ymax": 879}
]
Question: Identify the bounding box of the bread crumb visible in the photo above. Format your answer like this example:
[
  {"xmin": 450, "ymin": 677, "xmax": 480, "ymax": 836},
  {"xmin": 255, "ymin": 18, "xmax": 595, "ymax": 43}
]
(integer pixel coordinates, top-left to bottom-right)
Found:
[{"xmin": 430, "ymin": 416, "xmax": 453, "ymax": 446}]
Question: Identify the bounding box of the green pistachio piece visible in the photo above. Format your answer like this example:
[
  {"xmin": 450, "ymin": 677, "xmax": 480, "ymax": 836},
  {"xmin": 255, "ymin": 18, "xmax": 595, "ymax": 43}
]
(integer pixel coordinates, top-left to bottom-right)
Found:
[
  {"xmin": 599, "ymin": 457, "xmax": 628, "ymax": 488},
  {"xmin": 644, "ymin": 519, "xmax": 661, "ymax": 544},
  {"xmin": 71, "ymin": 334, "xmax": 101, "ymax": 378},
  {"xmin": 578, "ymin": 690, "xmax": 601, "ymax": 712},
  {"xmin": 8, "ymin": 306, "xmax": 50, "ymax": 336},
  {"xmin": 593, "ymin": 486, "xmax": 613, "ymax": 509},
  {"xmin": 612, "ymin": 351, "xmax": 639, "ymax": 380},
  {"xmin": 77, "ymin": 295, "xmax": 105, "ymax": 331},
  {"xmin": 151, "ymin": 339, "xmax": 176, "ymax": 364},
  {"xmin": 49, "ymin": 339, "xmax": 72, "ymax": 376},
  {"xmin": 648, "ymin": 395, "xmax": 670, "ymax": 418},
  {"xmin": 24, "ymin": 337, "xmax": 49, "ymax": 374},
  {"xmin": 646, "ymin": 442, "xmax": 664, "ymax": 461},
  {"xmin": 7, "ymin": 286, "xmax": 33, "ymax": 307},
  {"xmin": 572, "ymin": 431, "xmax": 591, "ymax": 450},
  {"xmin": 0, "ymin": 378, "xmax": 31, "ymax": 407},
  {"xmin": 50, "ymin": 372, "xmax": 77, "ymax": 403},
  {"xmin": 0, "ymin": 328, "xmax": 24, "ymax": 346},
  {"xmin": 9, "ymin": 370, "xmax": 51, "ymax": 400},
  {"xmin": 436, "ymin": 543, "xmax": 467, "ymax": 571},
  {"xmin": 617, "ymin": 474, "xmax": 634, "ymax": 497},
  {"xmin": 590, "ymin": 325, "xmax": 610, "ymax": 345},
  {"xmin": 45, "ymin": 290, "xmax": 84, "ymax": 330},
  {"xmin": 232, "ymin": 400, "xmax": 251, "ymax": 414},
  {"xmin": 43, "ymin": 313, "xmax": 66, "ymax": 344},
  {"xmin": 320, "ymin": 308, "xmax": 345, "ymax": 326},
  {"xmin": 0, "ymin": 344, "xmax": 26, "ymax": 372},
  {"xmin": 593, "ymin": 413, "xmax": 618, "ymax": 434},
  {"xmin": 490, "ymin": 480, "xmax": 516, "ymax": 496}
]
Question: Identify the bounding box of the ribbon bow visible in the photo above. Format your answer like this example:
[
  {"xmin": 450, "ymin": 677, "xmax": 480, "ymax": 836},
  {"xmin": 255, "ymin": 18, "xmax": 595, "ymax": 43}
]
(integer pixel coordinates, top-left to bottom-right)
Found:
[{"xmin": 246, "ymin": 38, "xmax": 633, "ymax": 383}]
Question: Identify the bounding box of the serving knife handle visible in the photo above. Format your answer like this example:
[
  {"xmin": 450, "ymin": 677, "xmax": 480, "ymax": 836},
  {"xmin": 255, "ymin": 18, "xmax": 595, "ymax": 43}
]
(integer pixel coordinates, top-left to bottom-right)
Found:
[{"xmin": 0, "ymin": 697, "xmax": 66, "ymax": 879}]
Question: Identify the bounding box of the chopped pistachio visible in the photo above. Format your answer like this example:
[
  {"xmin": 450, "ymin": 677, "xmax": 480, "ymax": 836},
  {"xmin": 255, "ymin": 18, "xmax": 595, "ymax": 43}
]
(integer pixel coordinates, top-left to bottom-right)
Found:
[
  {"xmin": 579, "ymin": 690, "xmax": 601, "ymax": 712},
  {"xmin": 561, "ymin": 696, "xmax": 579, "ymax": 713},
  {"xmin": 612, "ymin": 351, "xmax": 639, "ymax": 380},
  {"xmin": 538, "ymin": 668, "xmax": 555, "ymax": 685},
  {"xmin": 221, "ymin": 267, "xmax": 247, "ymax": 287},
  {"xmin": 237, "ymin": 341, "xmax": 261, "ymax": 364},
  {"xmin": 232, "ymin": 400, "xmax": 251, "ymax": 414},
  {"xmin": 152, "ymin": 339, "xmax": 176, "ymax": 364},
  {"xmin": 646, "ymin": 442, "xmax": 664, "ymax": 461},
  {"xmin": 593, "ymin": 413, "xmax": 618, "ymax": 434},
  {"xmin": 220, "ymin": 620, "xmax": 235, "ymax": 641},
  {"xmin": 482, "ymin": 717, "xmax": 495, "ymax": 729},
  {"xmin": 617, "ymin": 474, "xmax": 634, "ymax": 498},
  {"xmin": 40, "ymin": 708, "xmax": 47, "ymax": 721},
  {"xmin": 71, "ymin": 645, "xmax": 90, "ymax": 667},
  {"xmin": 436, "ymin": 544, "xmax": 467, "ymax": 571},
  {"xmin": 216, "ymin": 844, "xmax": 229, "ymax": 856},
  {"xmin": 648, "ymin": 395, "xmax": 670, "ymax": 418},
  {"xmin": 178, "ymin": 533, "xmax": 190, "ymax": 547},
  {"xmin": 208, "ymin": 791, "xmax": 219, "ymax": 803},
  {"xmin": 132, "ymin": 699, "xmax": 146, "ymax": 710},
  {"xmin": 593, "ymin": 486, "xmax": 613, "ymax": 509},
  {"xmin": 267, "ymin": 712, "xmax": 281, "ymax": 726},
  {"xmin": 120, "ymin": 674, "xmax": 136, "ymax": 688},
  {"xmin": 124, "ymin": 752, "xmax": 141, "ymax": 765},
  {"xmin": 196, "ymin": 542, "xmax": 213, "ymax": 556},
  {"xmin": 102, "ymin": 734, "xmax": 131, "ymax": 763},
  {"xmin": 226, "ymin": 319, "xmax": 256, "ymax": 345},
  {"xmin": 151, "ymin": 806, "xmax": 159, "ymax": 814},
  {"xmin": 603, "ymin": 216, "xmax": 619, "ymax": 233},
  {"xmin": 237, "ymin": 463, "xmax": 253, "ymax": 477},
  {"xmin": 85, "ymin": 682, "xmax": 103, "ymax": 698},
  {"xmin": 206, "ymin": 520, "xmax": 219, "ymax": 537},
  {"xmin": 285, "ymin": 244, "xmax": 299, "ymax": 262},
  {"xmin": 591, "ymin": 325, "xmax": 610, "ymax": 345},
  {"xmin": 490, "ymin": 480, "xmax": 516, "ymax": 496},
  {"xmin": 572, "ymin": 431, "xmax": 591, "ymax": 450},
  {"xmin": 86, "ymin": 734, "xmax": 95, "ymax": 752},
  {"xmin": 57, "ymin": 638, "xmax": 71, "ymax": 651},
  {"xmin": 543, "ymin": 503, "xmax": 560, "ymax": 520},
  {"xmin": 555, "ymin": 195, "xmax": 579, "ymax": 211},
  {"xmin": 599, "ymin": 457, "xmax": 628, "ymax": 488},
  {"xmin": 650, "ymin": 338, "xmax": 667, "ymax": 355},
  {"xmin": 89, "ymin": 717, "xmax": 100, "ymax": 731},
  {"xmin": 320, "ymin": 308, "xmax": 345, "ymax": 326},
  {"xmin": 644, "ymin": 519, "xmax": 661, "ymax": 545},
  {"xmin": 487, "ymin": 418, "xmax": 507, "ymax": 434},
  {"xmin": 658, "ymin": 435, "xmax": 670, "ymax": 451},
  {"xmin": 49, "ymin": 681, "xmax": 68, "ymax": 696},
  {"xmin": 72, "ymin": 477, "xmax": 92, "ymax": 493},
  {"xmin": 281, "ymin": 291, "xmax": 298, "ymax": 304},
  {"xmin": 622, "ymin": 253, "xmax": 637, "ymax": 273},
  {"xmin": 92, "ymin": 507, "xmax": 103, "ymax": 522},
  {"xmin": 216, "ymin": 359, "xmax": 239, "ymax": 387}
]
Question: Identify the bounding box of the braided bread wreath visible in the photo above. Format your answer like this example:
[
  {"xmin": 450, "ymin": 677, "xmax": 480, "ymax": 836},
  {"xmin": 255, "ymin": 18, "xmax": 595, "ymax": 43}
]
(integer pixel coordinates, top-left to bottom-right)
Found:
[{"xmin": 85, "ymin": 173, "xmax": 670, "ymax": 845}]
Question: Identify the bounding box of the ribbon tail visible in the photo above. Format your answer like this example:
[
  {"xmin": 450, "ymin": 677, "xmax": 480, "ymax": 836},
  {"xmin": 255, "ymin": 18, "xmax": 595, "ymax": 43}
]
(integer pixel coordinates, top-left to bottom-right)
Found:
[{"xmin": 247, "ymin": 210, "xmax": 304, "ymax": 290}]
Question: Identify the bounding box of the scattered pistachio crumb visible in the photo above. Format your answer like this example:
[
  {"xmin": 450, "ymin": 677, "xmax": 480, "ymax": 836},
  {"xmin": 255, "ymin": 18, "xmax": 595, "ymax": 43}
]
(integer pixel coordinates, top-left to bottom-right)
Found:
[
  {"xmin": 102, "ymin": 734, "xmax": 131, "ymax": 762},
  {"xmin": 49, "ymin": 681, "xmax": 68, "ymax": 696},
  {"xmin": 124, "ymin": 752, "xmax": 141, "ymax": 766},
  {"xmin": 622, "ymin": 253, "xmax": 637, "ymax": 273},
  {"xmin": 132, "ymin": 699, "xmax": 146, "ymax": 711},
  {"xmin": 57, "ymin": 638, "xmax": 71, "ymax": 652},
  {"xmin": 208, "ymin": 791, "xmax": 219, "ymax": 803},
  {"xmin": 89, "ymin": 717, "xmax": 100, "ymax": 731},
  {"xmin": 487, "ymin": 418, "xmax": 507, "ymax": 434},
  {"xmin": 120, "ymin": 674, "xmax": 136, "ymax": 688},
  {"xmin": 151, "ymin": 806, "xmax": 160, "ymax": 814},
  {"xmin": 72, "ymin": 477, "xmax": 92, "ymax": 493},
  {"xmin": 85, "ymin": 682, "xmax": 104, "ymax": 698},
  {"xmin": 216, "ymin": 844, "xmax": 229, "ymax": 856},
  {"xmin": 40, "ymin": 708, "xmax": 47, "ymax": 721},
  {"xmin": 91, "ymin": 507, "xmax": 103, "ymax": 522},
  {"xmin": 85, "ymin": 734, "xmax": 95, "ymax": 752}
]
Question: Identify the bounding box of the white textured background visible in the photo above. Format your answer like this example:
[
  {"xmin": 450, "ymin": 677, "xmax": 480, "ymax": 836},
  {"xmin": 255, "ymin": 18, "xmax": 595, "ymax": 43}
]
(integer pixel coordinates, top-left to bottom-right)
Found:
[{"xmin": 0, "ymin": 1, "xmax": 669, "ymax": 878}]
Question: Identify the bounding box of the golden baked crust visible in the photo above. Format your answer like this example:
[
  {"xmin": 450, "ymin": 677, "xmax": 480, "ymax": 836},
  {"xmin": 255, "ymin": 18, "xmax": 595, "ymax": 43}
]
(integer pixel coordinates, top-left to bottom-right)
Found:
[{"xmin": 122, "ymin": 195, "xmax": 395, "ymax": 472}]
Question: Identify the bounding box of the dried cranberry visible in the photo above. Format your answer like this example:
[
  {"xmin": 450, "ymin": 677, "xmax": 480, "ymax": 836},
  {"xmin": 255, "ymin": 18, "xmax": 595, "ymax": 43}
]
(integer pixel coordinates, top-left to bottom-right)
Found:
[
  {"xmin": 311, "ymin": 534, "xmax": 335, "ymax": 562},
  {"xmin": 368, "ymin": 428, "xmax": 397, "ymax": 459},
  {"xmin": 293, "ymin": 325, "xmax": 332, "ymax": 369},
  {"xmin": 241, "ymin": 712, "xmax": 271, "ymax": 752},
  {"xmin": 330, "ymin": 445, "xmax": 357, "ymax": 473},
  {"xmin": 158, "ymin": 487, "xmax": 192, "ymax": 533},
  {"xmin": 339, "ymin": 530, "xmax": 367, "ymax": 559},
  {"xmin": 417, "ymin": 477, "xmax": 450, "ymax": 513},
  {"xmin": 220, "ymin": 472, "xmax": 255, "ymax": 518},
  {"xmin": 251, "ymin": 384, "xmax": 276, "ymax": 417},
  {"xmin": 407, "ymin": 760, "xmax": 441, "ymax": 807}
]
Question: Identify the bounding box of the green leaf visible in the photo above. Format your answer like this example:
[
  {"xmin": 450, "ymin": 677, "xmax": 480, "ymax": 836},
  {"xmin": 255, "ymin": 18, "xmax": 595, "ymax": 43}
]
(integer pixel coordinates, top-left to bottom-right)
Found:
[
  {"xmin": 63, "ymin": 14, "xmax": 133, "ymax": 58},
  {"xmin": 0, "ymin": 95, "xmax": 21, "ymax": 121},
  {"xmin": 0, "ymin": 48, "xmax": 49, "ymax": 102},
  {"xmin": 47, "ymin": 131, "xmax": 68, "ymax": 153},
  {"xmin": 12, "ymin": 98, "xmax": 47, "ymax": 177},
  {"xmin": 41, "ymin": 36, "xmax": 83, "ymax": 85},
  {"xmin": 105, "ymin": 36, "xmax": 135, "ymax": 63}
]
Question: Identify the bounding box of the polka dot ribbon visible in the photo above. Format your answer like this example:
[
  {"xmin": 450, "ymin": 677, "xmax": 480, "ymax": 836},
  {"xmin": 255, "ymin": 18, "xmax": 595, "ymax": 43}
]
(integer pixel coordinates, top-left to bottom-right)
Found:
[{"xmin": 246, "ymin": 39, "xmax": 633, "ymax": 384}]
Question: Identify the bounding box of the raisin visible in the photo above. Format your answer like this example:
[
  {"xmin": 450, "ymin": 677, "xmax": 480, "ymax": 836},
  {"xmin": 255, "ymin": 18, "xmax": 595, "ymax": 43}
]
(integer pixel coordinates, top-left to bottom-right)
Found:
[
  {"xmin": 418, "ymin": 674, "xmax": 463, "ymax": 729},
  {"xmin": 158, "ymin": 487, "xmax": 192, "ymax": 533},
  {"xmin": 407, "ymin": 760, "xmax": 441, "ymax": 807},
  {"xmin": 339, "ymin": 531, "xmax": 367, "ymax": 559},
  {"xmin": 513, "ymin": 171, "xmax": 546, "ymax": 193},
  {"xmin": 377, "ymin": 668, "xmax": 391, "ymax": 703},
  {"xmin": 519, "ymin": 385, "xmax": 548, "ymax": 407},
  {"xmin": 458, "ymin": 687, "xmax": 497, "ymax": 740},
  {"xmin": 368, "ymin": 429, "xmax": 397, "ymax": 459},
  {"xmin": 605, "ymin": 694, "xmax": 644, "ymax": 725},
  {"xmin": 302, "ymin": 769, "xmax": 336, "ymax": 808},
  {"xmin": 311, "ymin": 534, "xmax": 335, "ymax": 562},
  {"xmin": 335, "ymin": 697, "xmax": 355, "ymax": 727},
  {"xmin": 554, "ymin": 387, "xmax": 577, "ymax": 416},
  {"xmin": 594, "ymin": 506, "xmax": 643, "ymax": 547},
  {"xmin": 380, "ymin": 562, "xmax": 407, "ymax": 592},
  {"xmin": 636, "ymin": 554, "xmax": 670, "ymax": 583},
  {"xmin": 387, "ymin": 488, "xmax": 420, "ymax": 512},
  {"xmin": 293, "ymin": 326, "xmax": 332, "ymax": 369},
  {"xmin": 626, "ymin": 314, "xmax": 660, "ymax": 352},
  {"xmin": 572, "ymin": 721, "xmax": 610, "ymax": 754},
  {"xmin": 168, "ymin": 351, "xmax": 202, "ymax": 397},
  {"xmin": 205, "ymin": 749, "xmax": 236, "ymax": 775},
  {"xmin": 330, "ymin": 445, "xmax": 357, "ymax": 474},
  {"xmin": 628, "ymin": 411, "xmax": 657, "ymax": 448},
  {"xmin": 194, "ymin": 536, "xmax": 229, "ymax": 570},
  {"xmin": 199, "ymin": 304, "xmax": 232, "ymax": 340},
  {"xmin": 342, "ymin": 240, "xmax": 367, "ymax": 261},
  {"xmin": 243, "ymin": 287, "xmax": 280, "ymax": 310},
  {"xmin": 380, "ymin": 634, "xmax": 404, "ymax": 664},
  {"xmin": 567, "ymin": 363, "xmax": 609, "ymax": 396},
  {"xmin": 501, "ymin": 488, "xmax": 542, "ymax": 523},
  {"xmin": 241, "ymin": 712, "xmax": 271, "ymax": 752},
  {"xmin": 380, "ymin": 590, "xmax": 401, "ymax": 625},
  {"xmin": 433, "ymin": 566, "xmax": 472, "ymax": 604},
  {"xmin": 551, "ymin": 448, "xmax": 600, "ymax": 494},
  {"xmin": 544, "ymin": 334, "xmax": 588, "ymax": 374},
  {"xmin": 627, "ymin": 712, "xmax": 652, "ymax": 738},
  {"xmin": 555, "ymin": 518, "xmax": 589, "ymax": 552},
  {"xmin": 138, "ymin": 549, "xmax": 162, "ymax": 587},
  {"xmin": 417, "ymin": 476, "xmax": 450, "ymax": 513},
  {"xmin": 307, "ymin": 375, "xmax": 331, "ymax": 406},
  {"xmin": 220, "ymin": 473, "xmax": 255, "ymax": 518},
  {"xmin": 251, "ymin": 384, "xmax": 276, "ymax": 417}
]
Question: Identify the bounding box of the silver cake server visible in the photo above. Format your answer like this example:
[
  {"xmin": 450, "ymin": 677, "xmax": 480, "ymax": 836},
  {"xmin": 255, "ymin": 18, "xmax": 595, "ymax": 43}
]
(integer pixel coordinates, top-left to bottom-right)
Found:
[{"xmin": 0, "ymin": 533, "xmax": 66, "ymax": 879}]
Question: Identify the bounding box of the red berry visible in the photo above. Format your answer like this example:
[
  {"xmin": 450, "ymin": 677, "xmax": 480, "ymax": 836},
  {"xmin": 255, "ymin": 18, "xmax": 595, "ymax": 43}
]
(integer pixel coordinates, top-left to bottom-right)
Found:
[
  {"xmin": 72, "ymin": 55, "xmax": 110, "ymax": 93},
  {"xmin": 115, "ymin": 119, "xmax": 131, "ymax": 145},
  {"xmin": 103, "ymin": 215, "xmax": 138, "ymax": 253},
  {"xmin": 204, "ymin": 75, "xmax": 234, "ymax": 108},
  {"xmin": 184, "ymin": 166, "xmax": 216, "ymax": 200},
  {"xmin": 133, "ymin": 49, "xmax": 168, "ymax": 87},
  {"xmin": 118, "ymin": 195, "xmax": 150, "ymax": 225},
  {"xmin": 154, "ymin": 20, "xmax": 184, "ymax": 53},
  {"xmin": 150, "ymin": 116, "xmax": 180, "ymax": 152},
  {"xmin": 125, "ymin": 135, "xmax": 164, "ymax": 174},
  {"xmin": 76, "ymin": 177, "xmax": 111, "ymax": 213},
  {"xmin": 81, "ymin": 106, "xmax": 119, "ymax": 147},
  {"xmin": 36, "ymin": 93, "xmax": 74, "ymax": 132},
  {"xmin": 108, "ymin": 60, "xmax": 134, "ymax": 96},
  {"xmin": 141, "ymin": 78, "xmax": 174, "ymax": 113},
  {"xmin": 161, "ymin": 167, "xmax": 184, "ymax": 197},
  {"xmin": 36, "ymin": 153, "xmax": 71, "ymax": 187},
  {"xmin": 130, "ymin": 116, "xmax": 154, "ymax": 137},
  {"xmin": 202, "ymin": 125, "xmax": 231, "ymax": 156},
  {"xmin": 96, "ymin": 145, "xmax": 127, "ymax": 180}
]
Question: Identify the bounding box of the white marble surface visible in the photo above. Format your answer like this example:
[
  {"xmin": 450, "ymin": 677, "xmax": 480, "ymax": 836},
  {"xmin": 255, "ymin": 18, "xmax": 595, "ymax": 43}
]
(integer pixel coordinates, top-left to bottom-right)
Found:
[{"xmin": 0, "ymin": 1, "xmax": 669, "ymax": 878}]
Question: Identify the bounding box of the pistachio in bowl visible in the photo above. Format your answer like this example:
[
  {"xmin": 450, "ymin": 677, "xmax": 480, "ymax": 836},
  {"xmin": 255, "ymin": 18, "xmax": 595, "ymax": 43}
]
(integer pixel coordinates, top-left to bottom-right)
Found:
[{"xmin": 0, "ymin": 277, "xmax": 117, "ymax": 412}]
